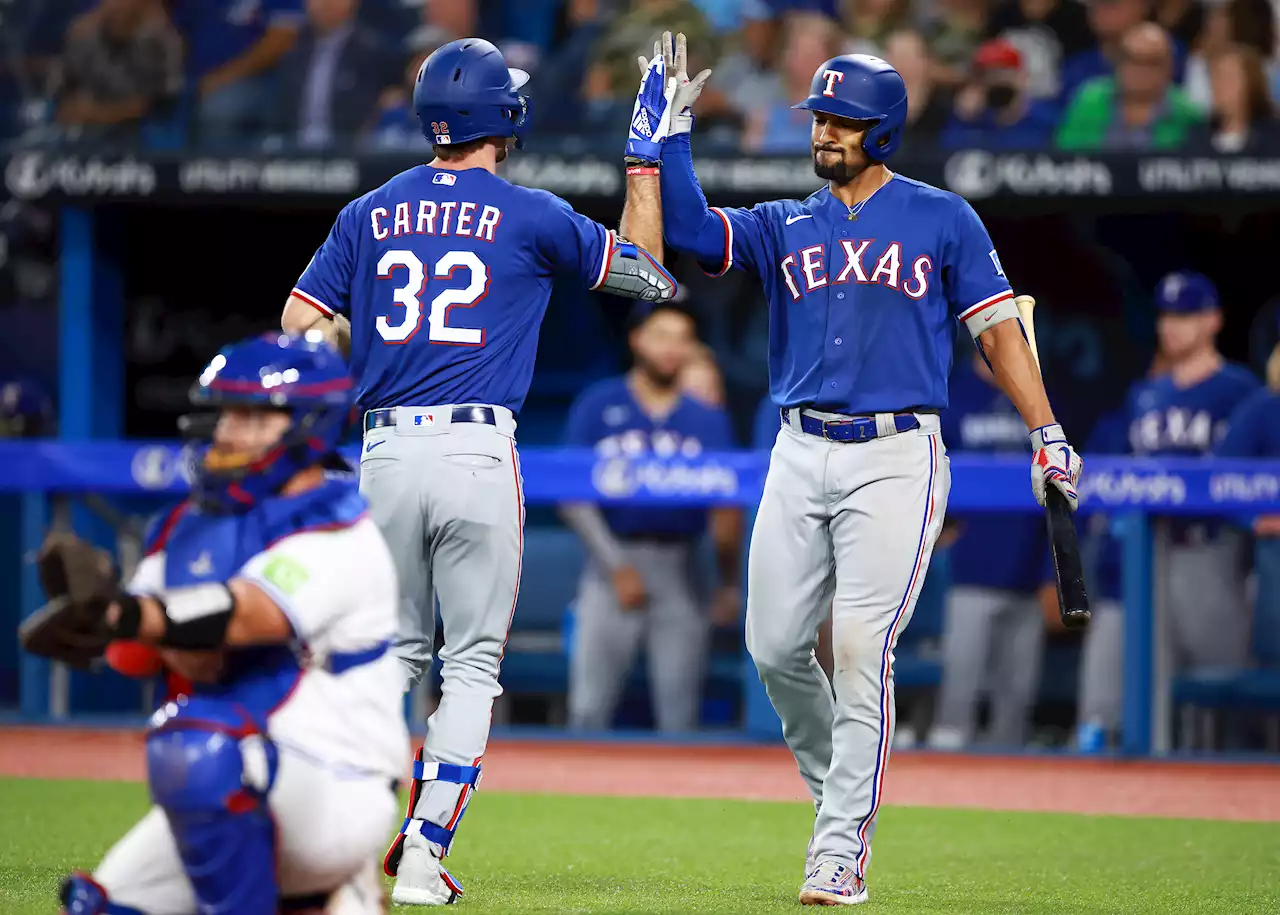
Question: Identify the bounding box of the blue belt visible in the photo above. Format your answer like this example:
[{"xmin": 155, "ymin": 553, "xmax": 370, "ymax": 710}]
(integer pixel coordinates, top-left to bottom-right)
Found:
[
  {"xmin": 365, "ymin": 406, "xmax": 496, "ymax": 433},
  {"xmin": 326, "ymin": 639, "xmax": 391, "ymax": 674},
  {"xmin": 782, "ymin": 408, "xmax": 920, "ymax": 443}
]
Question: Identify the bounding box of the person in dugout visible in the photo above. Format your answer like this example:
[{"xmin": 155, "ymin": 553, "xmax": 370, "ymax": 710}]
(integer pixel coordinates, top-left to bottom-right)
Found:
[
  {"xmin": 1046, "ymin": 273, "xmax": 1264, "ymax": 750},
  {"xmin": 926, "ymin": 347, "xmax": 1051, "ymax": 749},
  {"xmin": 559, "ymin": 300, "xmax": 743, "ymax": 732}
]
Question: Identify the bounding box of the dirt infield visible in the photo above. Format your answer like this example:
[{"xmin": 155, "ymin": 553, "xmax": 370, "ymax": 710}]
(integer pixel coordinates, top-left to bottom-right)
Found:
[{"xmin": 1, "ymin": 728, "xmax": 1276, "ymax": 822}]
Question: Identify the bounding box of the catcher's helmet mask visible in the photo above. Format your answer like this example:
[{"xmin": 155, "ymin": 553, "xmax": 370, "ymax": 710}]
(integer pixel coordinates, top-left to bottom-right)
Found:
[{"xmin": 181, "ymin": 332, "xmax": 354, "ymax": 514}]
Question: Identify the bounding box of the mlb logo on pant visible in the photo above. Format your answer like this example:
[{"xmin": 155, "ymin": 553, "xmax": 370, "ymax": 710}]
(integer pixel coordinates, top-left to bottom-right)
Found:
[{"xmin": 414, "ymin": 414, "xmax": 435, "ymax": 427}]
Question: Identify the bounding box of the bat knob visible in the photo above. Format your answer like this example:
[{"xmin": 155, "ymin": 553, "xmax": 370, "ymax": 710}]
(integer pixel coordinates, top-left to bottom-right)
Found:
[{"xmin": 1061, "ymin": 609, "xmax": 1091, "ymax": 630}]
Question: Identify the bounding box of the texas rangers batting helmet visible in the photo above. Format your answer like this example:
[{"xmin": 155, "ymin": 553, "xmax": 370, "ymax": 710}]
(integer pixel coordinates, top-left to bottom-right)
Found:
[
  {"xmin": 413, "ymin": 38, "xmax": 531, "ymax": 149},
  {"xmin": 793, "ymin": 55, "xmax": 908, "ymax": 161},
  {"xmin": 185, "ymin": 333, "xmax": 354, "ymax": 512}
]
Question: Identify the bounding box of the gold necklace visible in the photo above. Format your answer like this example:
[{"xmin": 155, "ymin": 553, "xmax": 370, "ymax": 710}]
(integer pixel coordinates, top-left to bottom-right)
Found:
[{"xmin": 844, "ymin": 171, "xmax": 892, "ymax": 221}]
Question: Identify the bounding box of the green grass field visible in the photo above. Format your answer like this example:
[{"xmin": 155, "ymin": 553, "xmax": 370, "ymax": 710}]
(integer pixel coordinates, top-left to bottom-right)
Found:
[{"xmin": 3, "ymin": 779, "xmax": 1279, "ymax": 914}]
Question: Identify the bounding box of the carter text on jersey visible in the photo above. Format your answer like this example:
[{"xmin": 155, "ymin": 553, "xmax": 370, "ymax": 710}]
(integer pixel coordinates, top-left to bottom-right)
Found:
[{"xmin": 370, "ymin": 200, "xmax": 503, "ymax": 243}]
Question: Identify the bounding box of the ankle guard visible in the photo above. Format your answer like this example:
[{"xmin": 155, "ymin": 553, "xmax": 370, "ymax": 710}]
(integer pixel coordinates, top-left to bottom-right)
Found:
[{"xmin": 383, "ymin": 748, "xmax": 481, "ymax": 878}]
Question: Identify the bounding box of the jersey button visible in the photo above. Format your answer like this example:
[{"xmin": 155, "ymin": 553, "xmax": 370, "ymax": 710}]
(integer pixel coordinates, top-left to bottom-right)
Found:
[
  {"xmin": 837, "ymin": 292, "xmax": 845, "ymax": 300},
  {"xmin": 830, "ymin": 382, "xmax": 837, "ymax": 388},
  {"xmin": 834, "ymin": 337, "xmax": 842, "ymax": 345}
]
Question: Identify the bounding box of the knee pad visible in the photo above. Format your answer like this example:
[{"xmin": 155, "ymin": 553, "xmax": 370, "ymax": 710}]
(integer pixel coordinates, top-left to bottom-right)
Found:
[
  {"xmin": 59, "ymin": 872, "xmax": 146, "ymax": 915},
  {"xmin": 146, "ymin": 697, "xmax": 281, "ymax": 915},
  {"xmin": 383, "ymin": 748, "xmax": 481, "ymax": 877}
]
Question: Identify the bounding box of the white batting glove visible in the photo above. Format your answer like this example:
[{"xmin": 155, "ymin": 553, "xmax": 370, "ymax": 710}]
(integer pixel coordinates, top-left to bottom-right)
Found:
[
  {"xmin": 660, "ymin": 30, "xmax": 712, "ymax": 137},
  {"xmin": 1030, "ymin": 423, "xmax": 1084, "ymax": 511}
]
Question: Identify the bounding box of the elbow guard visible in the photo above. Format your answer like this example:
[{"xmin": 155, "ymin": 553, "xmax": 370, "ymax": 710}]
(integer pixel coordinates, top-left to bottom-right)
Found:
[
  {"xmin": 595, "ymin": 234, "xmax": 678, "ymax": 302},
  {"xmin": 114, "ymin": 584, "xmax": 236, "ymax": 650}
]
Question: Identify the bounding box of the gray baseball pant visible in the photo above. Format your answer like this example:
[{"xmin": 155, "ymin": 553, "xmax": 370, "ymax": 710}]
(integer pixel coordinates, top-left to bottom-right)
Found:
[
  {"xmin": 358, "ymin": 404, "xmax": 524, "ymax": 835},
  {"xmin": 745, "ymin": 411, "xmax": 948, "ymax": 881}
]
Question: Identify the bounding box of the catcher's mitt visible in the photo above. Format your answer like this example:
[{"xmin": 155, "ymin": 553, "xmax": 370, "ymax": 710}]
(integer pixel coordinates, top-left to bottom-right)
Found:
[{"xmin": 18, "ymin": 533, "xmax": 122, "ymax": 668}]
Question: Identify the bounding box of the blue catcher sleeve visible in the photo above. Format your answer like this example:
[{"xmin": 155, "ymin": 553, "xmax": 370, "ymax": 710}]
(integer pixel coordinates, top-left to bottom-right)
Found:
[
  {"xmin": 659, "ymin": 134, "xmax": 769, "ymax": 277},
  {"xmin": 293, "ymin": 200, "xmax": 358, "ymax": 317},
  {"xmin": 943, "ymin": 198, "xmax": 1017, "ymax": 339}
]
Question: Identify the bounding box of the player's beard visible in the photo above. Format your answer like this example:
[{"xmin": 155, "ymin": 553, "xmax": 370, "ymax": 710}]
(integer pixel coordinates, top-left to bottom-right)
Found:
[
  {"xmin": 635, "ymin": 355, "xmax": 680, "ymax": 390},
  {"xmin": 813, "ymin": 146, "xmax": 869, "ymax": 185}
]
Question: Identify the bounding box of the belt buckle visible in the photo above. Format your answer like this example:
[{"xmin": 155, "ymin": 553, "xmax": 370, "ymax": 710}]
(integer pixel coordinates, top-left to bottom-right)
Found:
[{"xmin": 822, "ymin": 420, "xmax": 847, "ymax": 442}]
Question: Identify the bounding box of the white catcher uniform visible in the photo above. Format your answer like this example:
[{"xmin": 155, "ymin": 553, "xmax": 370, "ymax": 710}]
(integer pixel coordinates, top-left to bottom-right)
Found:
[{"xmin": 70, "ymin": 487, "xmax": 409, "ymax": 915}]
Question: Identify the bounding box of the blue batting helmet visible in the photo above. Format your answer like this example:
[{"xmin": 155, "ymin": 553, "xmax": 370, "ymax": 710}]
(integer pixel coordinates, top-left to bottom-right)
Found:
[
  {"xmin": 413, "ymin": 38, "xmax": 531, "ymax": 149},
  {"xmin": 793, "ymin": 55, "xmax": 908, "ymax": 161},
  {"xmin": 184, "ymin": 332, "xmax": 354, "ymax": 513}
]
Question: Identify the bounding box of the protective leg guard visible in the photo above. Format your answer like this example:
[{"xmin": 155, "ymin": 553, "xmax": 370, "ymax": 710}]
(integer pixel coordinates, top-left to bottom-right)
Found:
[
  {"xmin": 383, "ymin": 748, "xmax": 481, "ymax": 898},
  {"xmin": 59, "ymin": 872, "xmax": 146, "ymax": 915},
  {"xmin": 146, "ymin": 699, "xmax": 280, "ymax": 915}
]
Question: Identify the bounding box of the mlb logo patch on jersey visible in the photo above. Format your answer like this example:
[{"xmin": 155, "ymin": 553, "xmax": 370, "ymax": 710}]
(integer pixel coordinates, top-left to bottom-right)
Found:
[
  {"xmin": 433, "ymin": 173, "xmax": 457, "ymax": 186},
  {"xmin": 413, "ymin": 413, "xmax": 435, "ymax": 426}
]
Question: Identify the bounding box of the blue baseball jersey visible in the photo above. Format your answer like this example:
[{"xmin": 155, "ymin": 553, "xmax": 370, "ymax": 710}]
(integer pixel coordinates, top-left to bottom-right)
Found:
[
  {"xmin": 687, "ymin": 175, "xmax": 1012, "ymax": 414},
  {"xmin": 1125, "ymin": 363, "xmax": 1261, "ymax": 457},
  {"xmin": 1217, "ymin": 388, "xmax": 1280, "ymax": 458},
  {"xmin": 173, "ymin": 0, "xmax": 303, "ymax": 79},
  {"xmin": 941, "ymin": 360, "xmax": 1047, "ymax": 593},
  {"xmin": 294, "ymin": 166, "xmax": 614, "ymax": 415},
  {"xmin": 565, "ymin": 376, "xmax": 735, "ymax": 539}
]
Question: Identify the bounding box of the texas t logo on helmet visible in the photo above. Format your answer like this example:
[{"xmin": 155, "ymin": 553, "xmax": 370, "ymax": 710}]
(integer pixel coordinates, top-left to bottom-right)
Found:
[{"xmin": 794, "ymin": 54, "xmax": 909, "ymax": 160}]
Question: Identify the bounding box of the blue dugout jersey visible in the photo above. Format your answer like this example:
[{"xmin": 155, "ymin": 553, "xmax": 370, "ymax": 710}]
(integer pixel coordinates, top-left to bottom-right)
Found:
[
  {"xmin": 661, "ymin": 135, "xmax": 1013, "ymax": 415},
  {"xmin": 294, "ymin": 166, "xmax": 614, "ymax": 415},
  {"xmin": 1125, "ymin": 362, "xmax": 1260, "ymax": 457},
  {"xmin": 173, "ymin": 0, "xmax": 303, "ymax": 78},
  {"xmin": 565, "ymin": 376, "xmax": 735, "ymax": 540},
  {"xmin": 941, "ymin": 360, "xmax": 1047, "ymax": 593}
]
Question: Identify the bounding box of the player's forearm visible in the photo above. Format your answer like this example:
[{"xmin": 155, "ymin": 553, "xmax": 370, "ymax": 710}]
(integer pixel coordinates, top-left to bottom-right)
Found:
[
  {"xmin": 979, "ymin": 319, "xmax": 1056, "ymax": 430},
  {"xmin": 114, "ymin": 580, "xmax": 293, "ymax": 648},
  {"xmin": 559, "ymin": 503, "xmax": 625, "ymax": 572},
  {"xmin": 620, "ymin": 173, "xmax": 663, "ymax": 264},
  {"xmin": 282, "ymin": 295, "xmax": 350, "ymax": 358},
  {"xmin": 658, "ymin": 134, "xmax": 725, "ymax": 262},
  {"xmin": 710, "ymin": 507, "xmax": 742, "ymax": 584}
]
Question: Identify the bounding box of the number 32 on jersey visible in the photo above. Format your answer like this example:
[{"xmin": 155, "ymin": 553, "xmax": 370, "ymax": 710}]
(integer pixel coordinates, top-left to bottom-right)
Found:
[{"xmin": 377, "ymin": 249, "xmax": 489, "ymax": 346}]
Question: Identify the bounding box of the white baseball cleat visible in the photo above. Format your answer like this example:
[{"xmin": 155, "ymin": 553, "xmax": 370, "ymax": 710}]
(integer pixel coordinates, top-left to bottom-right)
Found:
[
  {"xmin": 799, "ymin": 862, "xmax": 869, "ymax": 906},
  {"xmin": 389, "ymin": 834, "xmax": 463, "ymax": 906}
]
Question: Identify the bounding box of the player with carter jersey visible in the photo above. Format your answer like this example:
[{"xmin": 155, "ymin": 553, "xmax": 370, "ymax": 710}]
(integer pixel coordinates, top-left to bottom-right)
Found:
[
  {"xmin": 280, "ymin": 38, "xmax": 678, "ymax": 906},
  {"xmin": 639, "ymin": 32, "xmax": 1083, "ymax": 905},
  {"xmin": 37, "ymin": 334, "xmax": 407, "ymax": 915}
]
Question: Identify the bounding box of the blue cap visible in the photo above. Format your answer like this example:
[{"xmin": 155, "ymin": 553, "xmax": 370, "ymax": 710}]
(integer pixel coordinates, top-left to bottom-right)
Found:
[{"xmin": 1155, "ymin": 271, "xmax": 1219, "ymax": 313}]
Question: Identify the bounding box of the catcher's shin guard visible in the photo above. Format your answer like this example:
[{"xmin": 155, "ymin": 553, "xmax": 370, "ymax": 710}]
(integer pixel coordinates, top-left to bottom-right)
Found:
[
  {"xmin": 383, "ymin": 748, "xmax": 481, "ymax": 895},
  {"xmin": 60, "ymin": 872, "xmax": 145, "ymax": 914},
  {"xmin": 146, "ymin": 698, "xmax": 281, "ymax": 915}
]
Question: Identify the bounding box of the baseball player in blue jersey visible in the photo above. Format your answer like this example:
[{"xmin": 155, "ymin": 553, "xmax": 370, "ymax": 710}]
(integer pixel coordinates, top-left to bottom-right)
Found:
[
  {"xmin": 560, "ymin": 302, "xmax": 741, "ymax": 732},
  {"xmin": 927, "ymin": 350, "xmax": 1050, "ymax": 750},
  {"xmin": 280, "ymin": 38, "xmax": 678, "ymax": 906},
  {"xmin": 645, "ymin": 33, "xmax": 1082, "ymax": 904},
  {"xmin": 1124, "ymin": 271, "xmax": 1260, "ymax": 675}
]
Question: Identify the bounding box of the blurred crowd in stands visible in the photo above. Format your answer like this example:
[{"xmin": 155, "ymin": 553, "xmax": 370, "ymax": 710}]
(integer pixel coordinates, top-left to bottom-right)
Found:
[{"xmin": 1, "ymin": 0, "xmax": 1279, "ymax": 153}]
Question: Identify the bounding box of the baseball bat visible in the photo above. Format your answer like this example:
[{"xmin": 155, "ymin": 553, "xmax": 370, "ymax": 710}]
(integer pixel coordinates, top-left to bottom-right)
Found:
[{"xmin": 1015, "ymin": 295, "xmax": 1091, "ymax": 630}]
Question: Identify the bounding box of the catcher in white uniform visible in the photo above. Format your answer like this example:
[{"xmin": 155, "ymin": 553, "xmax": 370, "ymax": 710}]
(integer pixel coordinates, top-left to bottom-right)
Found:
[{"xmin": 24, "ymin": 334, "xmax": 408, "ymax": 915}]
